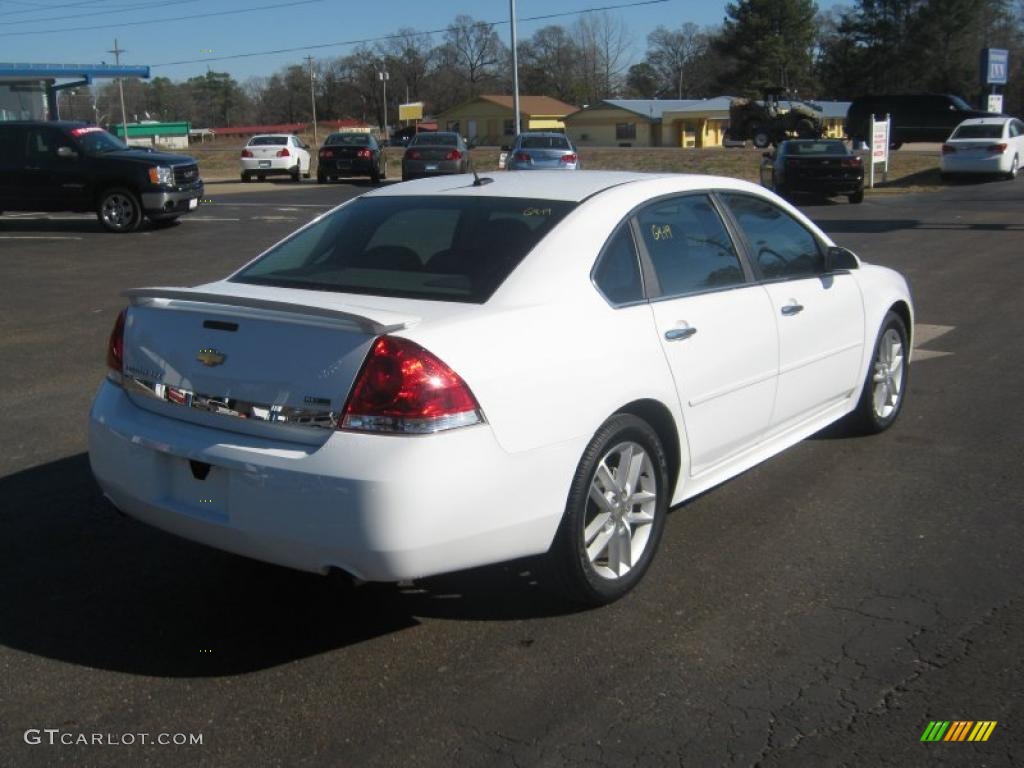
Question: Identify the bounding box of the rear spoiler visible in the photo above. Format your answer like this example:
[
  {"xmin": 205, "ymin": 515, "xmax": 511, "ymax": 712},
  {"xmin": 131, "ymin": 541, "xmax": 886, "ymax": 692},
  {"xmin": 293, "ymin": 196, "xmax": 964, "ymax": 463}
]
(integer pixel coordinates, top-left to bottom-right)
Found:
[{"xmin": 124, "ymin": 287, "xmax": 411, "ymax": 335}]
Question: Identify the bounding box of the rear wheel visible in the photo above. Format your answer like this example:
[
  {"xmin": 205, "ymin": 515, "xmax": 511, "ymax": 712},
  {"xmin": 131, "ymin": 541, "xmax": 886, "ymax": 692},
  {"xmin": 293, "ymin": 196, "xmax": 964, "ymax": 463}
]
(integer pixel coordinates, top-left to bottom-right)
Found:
[
  {"xmin": 316, "ymin": 171, "xmax": 326, "ymax": 183},
  {"xmin": 96, "ymin": 188, "xmax": 142, "ymax": 233},
  {"xmin": 751, "ymin": 124, "xmax": 771, "ymax": 149},
  {"xmin": 1006, "ymin": 154, "xmax": 1019, "ymax": 180},
  {"xmin": 848, "ymin": 189, "xmax": 864, "ymax": 204},
  {"xmin": 290, "ymin": 164, "xmax": 301, "ymax": 182},
  {"xmin": 846, "ymin": 311, "xmax": 909, "ymax": 434},
  {"xmin": 240, "ymin": 172, "xmax": 251, "ymax": 183},
  {"xmin": 547, "ymin": 414, "xmax": 669, "ymax": 606}
]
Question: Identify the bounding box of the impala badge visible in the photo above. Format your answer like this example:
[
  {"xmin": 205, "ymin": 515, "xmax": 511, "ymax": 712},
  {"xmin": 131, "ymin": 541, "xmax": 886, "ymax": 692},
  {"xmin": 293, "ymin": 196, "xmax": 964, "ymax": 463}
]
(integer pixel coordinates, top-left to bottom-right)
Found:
[{"xmin": 197, "ymin": 348, "xmax": 226, "ymax": 367}]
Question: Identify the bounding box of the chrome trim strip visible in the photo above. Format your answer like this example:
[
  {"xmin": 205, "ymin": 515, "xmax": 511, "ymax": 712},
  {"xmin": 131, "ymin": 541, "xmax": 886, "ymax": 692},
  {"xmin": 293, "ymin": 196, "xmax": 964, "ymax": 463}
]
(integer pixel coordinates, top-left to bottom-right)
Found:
[{"xmin": 124, "ymin": 376, "xmax": 339, "ymax": 430}]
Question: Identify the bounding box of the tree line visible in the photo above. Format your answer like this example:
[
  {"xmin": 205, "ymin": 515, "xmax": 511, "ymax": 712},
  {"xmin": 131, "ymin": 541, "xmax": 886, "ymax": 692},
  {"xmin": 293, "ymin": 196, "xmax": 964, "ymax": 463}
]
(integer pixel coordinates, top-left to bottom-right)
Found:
[{"xmin": 61, "ymin": 0, "xmax": 1023, "ymax": 129}]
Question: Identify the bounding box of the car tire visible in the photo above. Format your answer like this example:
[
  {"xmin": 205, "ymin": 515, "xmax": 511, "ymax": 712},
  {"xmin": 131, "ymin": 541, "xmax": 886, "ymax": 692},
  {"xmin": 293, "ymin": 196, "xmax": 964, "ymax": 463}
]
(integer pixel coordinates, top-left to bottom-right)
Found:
[
  {"xmin": 380, "ymin": 158, "xmax": 387, "ymax": 179},
  {"xmin": 940, "ymin": 172, "xmax": 952, "ymax": 182},
  {"xmin": 546, "ymin": 413, "xmax": 669, "ymax": 607},
  {"xmin": 291, "ymin": 165, "xmax": 301, "ymax": 182},
  {"xmin": 241, "ymin": 172, "xmax": 250, "ymax": 183},
  {"xmin": 751, "ymin": 124, "xmax": 770, "ymax": 149},
  {"xmin": 257, "ymin": 174, "xmax": 266, "ymax": 182},
  {"xmin": 96, "ymin": 188, "xmax": 142, "ymax": 233},
  {"xmin": 1006, "ymin": 154, "xmax": 1019, "ymax": 180},
  {"xmin": 846, "ymin": 310, "xmax": 909, "ymax": 435},
  {"xmin": 370, "ymin": 164, "xmax": 381, "ymax": 184},
  {"xmin": 316, "ymin": 171, "xmax": 326, "ymax": 183},
  {"xmin": 848, "ymin": 189, "xmax": 864, "ymax": 204},
  {"xmin": 889, "ymin": 141, "xmax": 903, "ymax": 150}
]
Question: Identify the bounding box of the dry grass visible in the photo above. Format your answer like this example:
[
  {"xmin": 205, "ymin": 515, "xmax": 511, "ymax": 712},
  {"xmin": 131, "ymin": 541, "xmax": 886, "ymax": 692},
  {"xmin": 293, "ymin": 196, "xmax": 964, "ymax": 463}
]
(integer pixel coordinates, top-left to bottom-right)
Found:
[{"xmin": 184, "ymin": 133, "xmax": 942, "ymax": 195}]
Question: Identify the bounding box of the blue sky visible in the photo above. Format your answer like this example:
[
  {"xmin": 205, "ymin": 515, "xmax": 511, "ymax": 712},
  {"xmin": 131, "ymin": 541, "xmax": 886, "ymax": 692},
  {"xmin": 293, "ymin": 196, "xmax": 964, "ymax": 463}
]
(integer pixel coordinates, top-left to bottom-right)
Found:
[{"xmin": 0, "ymin": 0, "xmax": 841, "ymax": 82}]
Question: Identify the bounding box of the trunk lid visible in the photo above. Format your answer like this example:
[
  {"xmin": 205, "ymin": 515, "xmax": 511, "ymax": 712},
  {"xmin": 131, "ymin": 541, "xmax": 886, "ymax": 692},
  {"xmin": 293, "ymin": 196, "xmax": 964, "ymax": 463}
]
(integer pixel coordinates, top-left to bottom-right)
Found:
[
  {"xmin": 519, "ymin": 149, "xmax": 573, "ymax": 167},
  {"xmin": 120, "ymin": 286, "xmax": 419, "ymax": 444}
]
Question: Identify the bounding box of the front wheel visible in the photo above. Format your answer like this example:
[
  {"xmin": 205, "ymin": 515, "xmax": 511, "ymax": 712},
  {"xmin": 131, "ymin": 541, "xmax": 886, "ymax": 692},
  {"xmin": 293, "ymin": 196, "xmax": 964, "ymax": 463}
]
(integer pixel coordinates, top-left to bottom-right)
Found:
[
  {"xmin": 547, "ymin": 414, "xmax": 669, "ymax": 606},
  {"xmin": 752, "ymin": 125, "xmax": 771, "ymax": 149},
  {"xmin": 97, "ymin": 188, "xmax": 142, "ymax": 233},
  {"xmin": 846, "ymin": 311, "xmax": 909, "ymax": 434}
]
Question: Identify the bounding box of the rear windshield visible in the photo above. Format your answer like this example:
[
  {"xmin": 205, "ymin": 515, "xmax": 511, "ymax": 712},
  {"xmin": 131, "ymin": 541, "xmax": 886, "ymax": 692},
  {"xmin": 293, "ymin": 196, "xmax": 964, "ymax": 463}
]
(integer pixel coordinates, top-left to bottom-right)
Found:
[
  {"xmin": 411, "ymin": 133, "xmax": 457, "ymax": 146},
  {"xmin": 952, "ymin": 124, "xmax": 1004, "ymax": 139},
  {"xmin": 249, "ymin": 136, "xmax": 288, "ymax": 146},
  {"xmin": 521, "ymin": 136, "xmax": 571, "ymax": 149},
  {"xmin": 787, "ymin": 141, "xmax": 848, "ymax": 155},
  {"xmin": 326, "ymin": 133, "xmax": 370, "ymax": 146},
  {"xmin": 231, "ymin": 195, "xmax": 577, "ymax": 303}
]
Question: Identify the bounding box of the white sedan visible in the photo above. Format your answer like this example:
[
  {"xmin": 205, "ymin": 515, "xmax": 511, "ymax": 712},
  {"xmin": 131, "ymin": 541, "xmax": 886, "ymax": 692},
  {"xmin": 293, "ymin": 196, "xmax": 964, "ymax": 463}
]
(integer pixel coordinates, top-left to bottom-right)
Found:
[
  {"xmin": 941, "ymin": 117, "xmax": 1023, "ymax": 180},
  {"xmin": 89, "ymin": 171, "xmax": 913, "ymax": 606},
  {"xmin": 239, "ymin": 133, "xmax": 311, "ymax": 182}
]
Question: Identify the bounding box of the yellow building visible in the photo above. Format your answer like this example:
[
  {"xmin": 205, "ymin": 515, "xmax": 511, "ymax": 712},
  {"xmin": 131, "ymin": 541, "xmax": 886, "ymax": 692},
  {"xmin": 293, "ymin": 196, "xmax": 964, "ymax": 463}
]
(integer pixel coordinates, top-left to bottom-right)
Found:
[
  {"xmin": 436, "ymin": 94, "xmax": 579, "ymax": 146},
  {"xmin": 567, "ymin": 97, "xmax": 852, "ymax": 148}
]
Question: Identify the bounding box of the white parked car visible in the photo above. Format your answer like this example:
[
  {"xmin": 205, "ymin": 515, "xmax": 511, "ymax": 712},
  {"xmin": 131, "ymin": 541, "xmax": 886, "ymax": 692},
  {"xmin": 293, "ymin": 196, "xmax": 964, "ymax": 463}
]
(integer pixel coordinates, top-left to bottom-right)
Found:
[
  {"xmin": 89, "ymin": 171, "xmax": 913, "ymax": 605},
  {"xmin": 240, "ymin": 133, "xmax": 311, "ymax": 182},
  {"xmin": 941, "ymin": 117, "xmax": 1023, "ymax": 180}
]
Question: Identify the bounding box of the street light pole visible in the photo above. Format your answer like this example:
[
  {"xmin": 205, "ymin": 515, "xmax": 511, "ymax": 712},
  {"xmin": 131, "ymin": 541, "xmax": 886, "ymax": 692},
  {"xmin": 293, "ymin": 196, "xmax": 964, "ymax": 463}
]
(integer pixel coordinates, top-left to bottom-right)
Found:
[
  {"xmin": 108, "ymin": 38, "xmax": 128, "ymax": 135},
  {"xmin": 510, "ymin": 0, "xmax": 521, "ymax": 137},
  {"xmin": 378, "ymin": 68, "xmax": 389, "ymax": 143},
  {"xmin": 305, "ymin": 55, "xmax": 318, "ymax": 147}
]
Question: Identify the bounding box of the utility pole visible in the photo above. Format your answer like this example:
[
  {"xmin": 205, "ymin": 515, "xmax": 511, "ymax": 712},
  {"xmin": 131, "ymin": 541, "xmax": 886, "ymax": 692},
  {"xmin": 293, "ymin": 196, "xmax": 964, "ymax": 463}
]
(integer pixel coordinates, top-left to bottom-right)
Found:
[
  {"xmin": 378, "ymin": 67, "xmax": 389, "ymax": 143},
  {"xmin": 305, "ymin": 55, "xmax": 318, "ymax": 147},
  {"xmin": 510, "ymin": 0, "xmax": 521, "ymax": 137},
  {"xmin": 108, "ymin": 38, "xmax": 128, "ymax": 136}
]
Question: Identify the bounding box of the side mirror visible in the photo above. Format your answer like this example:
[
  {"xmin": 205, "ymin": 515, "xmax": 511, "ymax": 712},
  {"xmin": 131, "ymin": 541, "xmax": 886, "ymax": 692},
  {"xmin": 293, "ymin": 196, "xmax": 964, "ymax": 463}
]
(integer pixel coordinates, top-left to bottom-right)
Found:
[
  {"xmin": 825, "ymin": 245, "xmax": 859, "ymax": 272},
  {"xmin": 56, "ymin": 146, "xmax": 78, "ymax": 159}
]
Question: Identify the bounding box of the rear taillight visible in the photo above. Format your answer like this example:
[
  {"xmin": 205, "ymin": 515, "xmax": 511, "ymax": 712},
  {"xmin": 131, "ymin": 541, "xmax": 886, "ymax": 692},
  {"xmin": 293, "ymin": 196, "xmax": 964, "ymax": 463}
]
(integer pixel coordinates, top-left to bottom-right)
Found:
[
  {"xmin": 942, "ymin": 144, "xmax": 956, "ymax": 154},
  {"xmin": 106, "ymin": 308, "xmax": 127, "ymax": 384},
  {"xmin": 341, "ymin": 336, "xmax": 483, "ymax": 434},
  {"xmin": 513, "ymin": 151, "xmax": 530, "ymax": 162},
  {"xmin": 319, "ymin": 149, "xmax": 333, "ymax": 158},
  {"xmin": 841, "ymin": 157, "xmax": 862, "ymax": 167},
  {"xmin": 406, "ymin": 149, "xmax": 422, "ymax": 160},
  {"xmin": 561, "ymin": 153, "xmax": 578, "ymax": 164},
  {"xmin": 241, "ymin": 148, "xmax": 253, "ymax": 158},
  {"xmin": 357, "ymin": 148, "xmax": 372, "ymax": 159},
  {"xmin": 987, "ymin": 143, "xmax": 1008, "ymax": 153},
  {"xmin": 276, "ymin": 148, "xmax": 290, "ymax": 157},
  {"xmin": 445, "ymin": 149, "xmax": 463, "ymax": 161}
]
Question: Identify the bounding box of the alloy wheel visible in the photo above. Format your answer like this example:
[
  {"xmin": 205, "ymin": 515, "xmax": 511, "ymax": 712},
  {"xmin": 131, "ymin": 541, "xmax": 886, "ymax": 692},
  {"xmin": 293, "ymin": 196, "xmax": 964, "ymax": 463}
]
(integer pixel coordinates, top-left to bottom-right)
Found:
[{"xmin": 872, "ymin": 328, "xmax": 905, "ymax": 420}]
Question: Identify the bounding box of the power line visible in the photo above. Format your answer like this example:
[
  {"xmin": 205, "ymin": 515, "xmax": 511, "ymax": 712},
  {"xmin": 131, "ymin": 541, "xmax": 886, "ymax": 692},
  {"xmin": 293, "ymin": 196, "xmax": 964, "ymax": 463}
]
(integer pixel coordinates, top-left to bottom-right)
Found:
[
  {"xmin": 0, "ymin": 0, "xmax": 324, "ymax": 36},
  {"xmin": 150, "ymin": 0, "xmax": 670, "ymax": 68},
  {"xmin": 1, "ymin": 0, "xmax": 201, "ymax": 25},
  {"xmin": 0, "ymin": 0, "xmax": 124, "ymax": 18}
]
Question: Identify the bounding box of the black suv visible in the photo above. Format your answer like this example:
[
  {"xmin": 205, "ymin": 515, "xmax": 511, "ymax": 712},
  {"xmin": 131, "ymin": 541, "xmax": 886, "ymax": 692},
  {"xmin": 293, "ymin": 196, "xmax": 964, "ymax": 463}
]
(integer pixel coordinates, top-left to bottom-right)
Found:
[
  {"xmin": 845, "ymin": 94, "xmax": 999, "ymax": 148},
  {"xmin": 0, "ymin": 121, "xmax": 203, "ymax": 232}
]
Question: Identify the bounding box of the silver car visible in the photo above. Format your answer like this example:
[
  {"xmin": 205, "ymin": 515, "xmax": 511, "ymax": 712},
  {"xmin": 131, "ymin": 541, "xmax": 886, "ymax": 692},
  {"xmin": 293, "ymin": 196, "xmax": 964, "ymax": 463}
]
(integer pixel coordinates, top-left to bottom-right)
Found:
[
  {"xmin": 401, "ymin": 132, "xmax": 471, "ymax": 181},
  {"xmin": 506, "ymin": 132, "xmax": 581, "ymax": 170}
]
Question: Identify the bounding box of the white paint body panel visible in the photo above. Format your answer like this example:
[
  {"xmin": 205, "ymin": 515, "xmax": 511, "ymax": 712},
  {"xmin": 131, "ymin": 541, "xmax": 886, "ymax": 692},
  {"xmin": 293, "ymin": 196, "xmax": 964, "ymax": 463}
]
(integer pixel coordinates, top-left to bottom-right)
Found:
[{"xmin": 88, "ymin": 171, "xmax": 913, "ymax": 581}]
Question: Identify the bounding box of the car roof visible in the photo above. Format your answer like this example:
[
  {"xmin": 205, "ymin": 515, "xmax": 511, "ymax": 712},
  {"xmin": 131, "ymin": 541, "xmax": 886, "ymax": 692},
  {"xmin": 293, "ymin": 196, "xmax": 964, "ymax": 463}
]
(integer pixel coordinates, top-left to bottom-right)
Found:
[
  {"xmin": 363, "ymin": 170, "xmax": 761, "ymax": 203},
  {"xmin": 517, "ymin": 132, "xmax": 567, "ymax": 138},
  {"xmin": 248, "ymin": 133, "xmax": 295, "ymax": 138},
  {"xmin": 955, "ymin": 117, "xmax": 1010, "ymax": 126}
]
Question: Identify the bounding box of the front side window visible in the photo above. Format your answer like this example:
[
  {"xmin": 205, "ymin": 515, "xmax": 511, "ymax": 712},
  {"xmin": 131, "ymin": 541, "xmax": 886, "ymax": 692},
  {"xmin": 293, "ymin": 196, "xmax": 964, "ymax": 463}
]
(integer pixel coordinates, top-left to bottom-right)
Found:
[
  {"xmin": 721, "ymin": 193, "xmax": 823, "ymax": 280},
  {"xmin": 593, "ymin": 225, "xmax": 643, "ymax": 305},
  {"xmin": 232, "ymin": 196, "xmax": 577, "ymax": 303},
  {"xmin": 636, "ymin": 194, "xmax": 745, "ymax": 297}
]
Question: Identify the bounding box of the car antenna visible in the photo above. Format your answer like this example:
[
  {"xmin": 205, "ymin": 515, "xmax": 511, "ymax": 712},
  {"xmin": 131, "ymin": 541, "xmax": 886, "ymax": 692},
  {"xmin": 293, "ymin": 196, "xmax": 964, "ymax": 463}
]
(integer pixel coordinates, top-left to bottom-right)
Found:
[{"xmin": 471, "ymin": 166, "xmax": 493, "ymax": 187}]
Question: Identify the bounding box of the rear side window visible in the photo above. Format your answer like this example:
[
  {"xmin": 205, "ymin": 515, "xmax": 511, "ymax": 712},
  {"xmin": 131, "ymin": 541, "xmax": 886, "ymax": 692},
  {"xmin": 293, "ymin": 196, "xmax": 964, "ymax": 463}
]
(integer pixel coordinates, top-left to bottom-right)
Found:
[
  {"xmin": 636, "ymin": 194, "xmax": 745, "ymax": 297},
  {"xmin": 721, "ymin": 193, "xmax": 823, "ymax": 280},
  {"xmin": 593, "ymin": 226, "xmax": 643, "ymax": 305},
  {"xmin": 231, "ymin": 196, "xmax": 576, "ymax": 303}
]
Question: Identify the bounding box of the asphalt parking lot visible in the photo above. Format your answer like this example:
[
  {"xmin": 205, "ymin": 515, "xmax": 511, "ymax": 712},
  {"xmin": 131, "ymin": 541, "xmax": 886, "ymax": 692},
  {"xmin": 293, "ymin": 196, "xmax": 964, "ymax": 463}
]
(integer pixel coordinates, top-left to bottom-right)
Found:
[{"xmin": 1, "ymin": 175, "xmax": 1022, "ymax": 767}]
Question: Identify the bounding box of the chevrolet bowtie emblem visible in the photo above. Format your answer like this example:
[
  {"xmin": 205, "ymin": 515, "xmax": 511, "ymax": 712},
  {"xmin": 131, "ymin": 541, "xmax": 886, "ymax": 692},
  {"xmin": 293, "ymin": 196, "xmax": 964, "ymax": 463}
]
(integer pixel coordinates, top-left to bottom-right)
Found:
[{"xmin": 196, "ymin": 348, "xmax": 226, "ymax": 367}]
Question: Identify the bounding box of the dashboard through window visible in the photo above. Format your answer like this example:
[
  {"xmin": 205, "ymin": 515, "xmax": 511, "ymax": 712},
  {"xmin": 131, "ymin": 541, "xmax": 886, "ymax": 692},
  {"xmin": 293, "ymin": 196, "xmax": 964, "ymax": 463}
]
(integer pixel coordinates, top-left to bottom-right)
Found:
[
  {"xmin": 636, "ymin": 194, "xmax": 745, "ymax": 298},
  {"xmin": 721, "ymin": 193, "xmax": 824, "ymax": 280}
]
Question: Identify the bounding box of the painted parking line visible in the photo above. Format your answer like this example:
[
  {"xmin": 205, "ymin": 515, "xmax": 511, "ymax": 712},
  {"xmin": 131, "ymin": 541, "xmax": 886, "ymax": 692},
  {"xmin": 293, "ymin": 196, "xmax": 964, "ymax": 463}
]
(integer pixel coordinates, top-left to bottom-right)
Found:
[
  {"xmin": 183, "ymin": 217, "xmax": 242, "ymax": 222},
  {"xmin": 0, "ymin": 235, "xmax": 83, "ymax": 240},
  {"xmin": 913, "ymin": 324, "xmax": 955, "ymax": 361}
]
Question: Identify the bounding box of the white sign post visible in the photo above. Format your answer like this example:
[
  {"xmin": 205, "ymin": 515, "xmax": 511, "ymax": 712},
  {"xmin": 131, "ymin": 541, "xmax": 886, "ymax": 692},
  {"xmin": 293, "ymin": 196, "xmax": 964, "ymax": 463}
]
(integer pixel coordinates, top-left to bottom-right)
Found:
[
  {"xmin": 987, "ymin": 94, "xmax": 1004, "ymax": 114},
  {"xmin": 869, "ymin": 114, "xmax": 890, "ymax": 189}
]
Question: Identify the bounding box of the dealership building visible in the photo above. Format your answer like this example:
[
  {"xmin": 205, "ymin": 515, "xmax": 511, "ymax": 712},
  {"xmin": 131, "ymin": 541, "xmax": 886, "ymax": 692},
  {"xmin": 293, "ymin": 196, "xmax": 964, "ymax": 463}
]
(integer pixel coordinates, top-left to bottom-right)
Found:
[{"xmin": 0, "ymin": 62, "xmax": 150, "ymax": 121}]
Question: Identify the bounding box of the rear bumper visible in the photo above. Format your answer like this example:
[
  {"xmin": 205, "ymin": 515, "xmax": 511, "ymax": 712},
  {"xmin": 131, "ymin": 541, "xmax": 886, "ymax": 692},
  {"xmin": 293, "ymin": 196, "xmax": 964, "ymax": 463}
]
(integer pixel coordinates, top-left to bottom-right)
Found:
[
  {"xmin": 88, "ymin": 380, "xmax": 574, "ymax": 581},
  {"xmin": 940, "ymin": 156, "xmax": 1010, "ymax": 174},
  {"xmin": 784, "ymin": 177, "xmax": 863, "ymax": 195},
  {"xmin": 240, "ymin": 158, "xmax": 296, "ymax": 175},
  {"xmin": 401, "ymin": 161, "xmax": 462, "ymax": 179},
  {"xmin": 141, "ymin": 182, "xmax": 203, "ymax": 217},
  {"xmin": 320, "ymin": 159, "xmax": 375, "ymax": 176}
]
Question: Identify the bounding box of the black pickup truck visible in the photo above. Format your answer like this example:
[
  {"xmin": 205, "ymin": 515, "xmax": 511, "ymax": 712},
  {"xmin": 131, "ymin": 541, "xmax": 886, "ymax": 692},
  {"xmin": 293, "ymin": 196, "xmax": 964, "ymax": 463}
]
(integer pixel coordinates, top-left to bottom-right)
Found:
[{"xmin": 0, "ymin": 120, "xmax": 203, "ymax": 232}]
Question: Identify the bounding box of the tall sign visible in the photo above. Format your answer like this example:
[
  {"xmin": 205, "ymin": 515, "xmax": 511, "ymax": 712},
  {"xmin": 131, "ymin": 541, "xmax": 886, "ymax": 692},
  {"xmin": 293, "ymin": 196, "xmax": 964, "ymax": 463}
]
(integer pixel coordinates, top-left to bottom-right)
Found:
[
  {"xmin": 869, "ymin": 114, "xmax": 890, "ymax": 189},
  {"xmin": 981, "ymin": 48, "xmax": 1009, "ymax": 85}
]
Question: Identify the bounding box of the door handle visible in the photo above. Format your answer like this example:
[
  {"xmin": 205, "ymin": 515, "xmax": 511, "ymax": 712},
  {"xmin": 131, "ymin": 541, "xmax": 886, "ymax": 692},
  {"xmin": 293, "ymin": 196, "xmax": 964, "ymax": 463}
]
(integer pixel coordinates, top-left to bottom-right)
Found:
[
  {"xmin": 781, "ymin": 303, "xmax": 804, "ymax": 316},
  {"xmin": 665, "ymin": 327, "xmax": 698, "ymax": 341}
]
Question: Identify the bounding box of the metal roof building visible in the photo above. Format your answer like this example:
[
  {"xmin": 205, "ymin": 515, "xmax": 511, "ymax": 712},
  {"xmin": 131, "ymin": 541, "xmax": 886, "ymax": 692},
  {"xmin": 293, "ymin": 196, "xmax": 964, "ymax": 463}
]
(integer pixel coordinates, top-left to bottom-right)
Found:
[{"xmin": 0, "ymin": 62, "xmax": 150, "ymax": 121}]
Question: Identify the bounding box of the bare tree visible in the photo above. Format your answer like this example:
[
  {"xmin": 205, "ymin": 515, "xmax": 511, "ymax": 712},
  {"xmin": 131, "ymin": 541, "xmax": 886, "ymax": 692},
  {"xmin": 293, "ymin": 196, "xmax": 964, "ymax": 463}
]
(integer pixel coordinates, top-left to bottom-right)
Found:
[
  {"xmin": 646, "ymin": 23, "xmax": 709, "ymax": 98},
  {"xmin": 573, "ymin": 12, "xmax": 632, "ymax": 102},
  {"xmin": 442, "ymin": 14, "xmax": 505, "ymax": 99}
]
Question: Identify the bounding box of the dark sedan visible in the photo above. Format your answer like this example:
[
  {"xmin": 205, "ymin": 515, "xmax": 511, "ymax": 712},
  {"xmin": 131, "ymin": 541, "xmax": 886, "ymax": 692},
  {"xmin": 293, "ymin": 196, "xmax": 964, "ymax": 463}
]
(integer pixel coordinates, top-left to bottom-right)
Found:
[
  {"xmin": 401, "ymin": 132, "xmax": 471, "ymax": 181},
  {"xmin": 316, "ymin": 133, "xmax": 386, "ymax": 184},
  {"xmin": 760, "ymin": 139, "xmax": 864, "ymax": 204}
]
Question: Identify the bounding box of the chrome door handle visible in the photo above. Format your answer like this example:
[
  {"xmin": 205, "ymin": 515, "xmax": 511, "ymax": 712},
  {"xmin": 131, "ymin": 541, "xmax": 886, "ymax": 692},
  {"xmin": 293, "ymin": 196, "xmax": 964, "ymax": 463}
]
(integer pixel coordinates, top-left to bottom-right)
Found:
[
  {"xmin": 781, "ymin": 303, "xmax": 804, "ymax": 316},
  {"xmin": 665, "ymin": 327, "xmax": 698, "ymax": 341}
]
